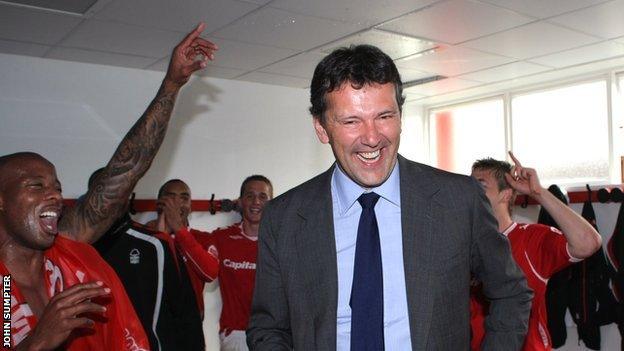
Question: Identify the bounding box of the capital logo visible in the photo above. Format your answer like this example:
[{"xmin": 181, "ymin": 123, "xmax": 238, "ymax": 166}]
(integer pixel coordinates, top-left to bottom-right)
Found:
[
  {"xmin": 129, "ymin": 249, "xmax": 140, "ymax": 264},
  {"xmin": 223, "ymin": 259, "xmax": 256, "ymax": 270}
]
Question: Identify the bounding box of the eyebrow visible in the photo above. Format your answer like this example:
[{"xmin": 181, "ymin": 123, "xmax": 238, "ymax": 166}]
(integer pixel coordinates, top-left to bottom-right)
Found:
[
  {"xmin": 22, "ymin": 175, "xmax": 48, "ymax": 182},
  {"xmin": 21, "ymin": 176, "xmax": 62, "ymax": 187},
  {"xmin": 164, "ymin": 191, "xmax": 190, "ymax": 196},
  {"xmin": 377, "ymin": 109, "xmax": 399, "ymax": 116},
  {"xmin": 333, "ymin": 108, "xmax": 399, "ymax": 120}
]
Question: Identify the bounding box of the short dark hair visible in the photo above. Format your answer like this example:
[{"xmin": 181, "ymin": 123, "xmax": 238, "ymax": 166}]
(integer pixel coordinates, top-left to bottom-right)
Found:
[
  {"xmin": 473, "ymin": 158, "xmax": 518, "ymax": 215},
  {"xmin": 471, "ymin": 158, "xmax": 512, "ymax": 192},
  {"xmin": 309, "ymin": 44, "xmax": 405, "ymax": 123},
  {"xmin": 157, "ymin": 179, "xmax": 188, "ymax": 199},
  {"xmin": 240, "ymin": 175, "xmax": 273, "ymax": 199}
]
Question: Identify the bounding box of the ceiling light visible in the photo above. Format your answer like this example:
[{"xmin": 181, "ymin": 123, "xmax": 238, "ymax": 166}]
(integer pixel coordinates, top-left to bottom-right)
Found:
[{"xmin": 0, "ymin": 0, "xmax": 100, "ymax": 16}]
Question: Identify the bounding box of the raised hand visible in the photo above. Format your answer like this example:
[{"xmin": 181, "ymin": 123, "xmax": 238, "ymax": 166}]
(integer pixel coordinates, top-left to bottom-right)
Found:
[
  {"xmin": 165, "ymin": 22, "xmax": 219, "ymax": 88},
  {"xmin": 504, "ymin": 151, "xmax": 543, "ymax": 198},
  {"xmin": 17, "ymin": 282, "xmax": 109, "ymax": 351},
  {"xmin": 61, "ymin": 24, "xmax": 217, "ymax": 244},
  {"xmin": 158, "ymin": 196, "xmax": 186, "ymax": 233}
]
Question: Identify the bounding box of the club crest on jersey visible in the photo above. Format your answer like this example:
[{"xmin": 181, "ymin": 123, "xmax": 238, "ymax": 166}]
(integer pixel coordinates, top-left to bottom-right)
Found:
[
  {"xmin": 129, "ymin": 249, "xmax": 140, "ymax": 264},
  {"xmin": 45, "ymin": 259, "xmax": 63, "ymax": 296}
]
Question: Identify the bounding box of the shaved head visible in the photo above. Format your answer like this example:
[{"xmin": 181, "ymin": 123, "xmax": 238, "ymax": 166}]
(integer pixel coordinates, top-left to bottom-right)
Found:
[
  {"xmin": 0, "ymin": 152, "xmax": 63, "ymax": 250},
  {"xmin": 0, "ymin": 152, "xmax": 53, "ymax": 192}
]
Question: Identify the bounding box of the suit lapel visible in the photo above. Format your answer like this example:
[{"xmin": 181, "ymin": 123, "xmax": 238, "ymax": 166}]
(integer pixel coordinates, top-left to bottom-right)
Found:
[
  {"xmin": 399, "ymin": 155, "xmax": 441, "ymax": 350},
  {"xmin": 296, "ymin": 165, "xmax": 338, "ymax": 350}
]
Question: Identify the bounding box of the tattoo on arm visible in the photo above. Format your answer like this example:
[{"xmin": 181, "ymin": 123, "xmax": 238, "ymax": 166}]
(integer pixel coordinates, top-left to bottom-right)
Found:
[{"xmin": 61, "ymin": 84, "xmax": 179, "ymax": 243}]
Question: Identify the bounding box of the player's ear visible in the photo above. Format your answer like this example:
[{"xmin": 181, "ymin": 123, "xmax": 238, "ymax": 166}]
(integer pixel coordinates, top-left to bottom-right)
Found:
[
  {"xmin": 313, "ymin": 116, "xmax": 330, "ymax": 144},
  {"xmin": 500, "ymin": 188, "xmax": 513, "ymax": 205}
]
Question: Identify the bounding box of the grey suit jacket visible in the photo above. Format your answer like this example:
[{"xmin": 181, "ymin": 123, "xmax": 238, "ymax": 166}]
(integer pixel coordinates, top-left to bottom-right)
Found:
[{"xmin": 247, "ymin": 155, "xmax": 531, "ymax": 350}]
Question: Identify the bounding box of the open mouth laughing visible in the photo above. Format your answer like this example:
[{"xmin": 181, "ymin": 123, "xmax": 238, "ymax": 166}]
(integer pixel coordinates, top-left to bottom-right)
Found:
[
  {"xmin": 38, "ymin": 208, "xmax": 60, "ymax": 235},
  {"xmin": 356, "ymin": 149, "xmax": 382, "ymax": 164}
]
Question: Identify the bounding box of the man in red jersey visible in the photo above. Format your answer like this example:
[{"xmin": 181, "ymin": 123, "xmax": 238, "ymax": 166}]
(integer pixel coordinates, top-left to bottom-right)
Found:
[
  {"xmin": 470, "ymin": 152, "xmax": 602, "ymax": 351},
  {"xmin": 158, "ymin": 175, "xmax": 272, "ymax": 351},
  {"xmin": 0, "ymin": 153, "xmax": 149, "ymax": 351},
  {"xmin": 0, "ymin": 23, "xmax": 217, "ymax": 350}
]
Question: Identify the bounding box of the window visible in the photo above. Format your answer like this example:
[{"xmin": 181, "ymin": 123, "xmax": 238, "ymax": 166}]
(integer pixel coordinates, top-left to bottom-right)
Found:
[
  {"xmin": 429, "ymin": 98, "xmax": 505, "ymax": 175},
  {"xmin": 511, "ymin": 80, "xmax": 609, "ymax": 185},
  {"xmin": 427, "ymin": 78, "xmax": 614, "ymax": 186}
]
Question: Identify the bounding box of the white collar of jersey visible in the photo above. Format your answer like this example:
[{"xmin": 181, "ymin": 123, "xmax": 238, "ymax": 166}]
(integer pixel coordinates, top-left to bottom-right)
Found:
[
  {"xmin": 238, "ymin": 222, "xmax": 258, "ymax": 242},
  {"xmin": 502, "ymin": 222, "xmax": 517, "ymax": 236}
]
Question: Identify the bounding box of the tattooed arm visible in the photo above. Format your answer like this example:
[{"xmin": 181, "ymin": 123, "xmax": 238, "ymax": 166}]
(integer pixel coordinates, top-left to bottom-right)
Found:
[{"xmin": 60, "ymin": 23, "xmax": 218, "ymax": 244}]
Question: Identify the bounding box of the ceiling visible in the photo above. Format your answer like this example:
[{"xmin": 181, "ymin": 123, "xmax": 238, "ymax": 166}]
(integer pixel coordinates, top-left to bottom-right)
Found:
[{"xmin": 2, "ymin": 0, "xmax": 624, "ymax": 103}]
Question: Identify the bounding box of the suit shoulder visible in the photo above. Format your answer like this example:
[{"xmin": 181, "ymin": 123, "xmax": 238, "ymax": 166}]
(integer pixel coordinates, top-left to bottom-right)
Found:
[{"xmin": 269, "ymin": 170, "xmax": 330, "ymax": 208}]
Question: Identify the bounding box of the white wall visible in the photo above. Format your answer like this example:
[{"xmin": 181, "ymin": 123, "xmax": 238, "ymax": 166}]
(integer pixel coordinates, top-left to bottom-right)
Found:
[
  {"xmin": 399, "ymin": 101, "xmax": 427, "ymax": 164},
  {"xmin": 0, "ymin": 53, "xmax": 337, "ymax": 200}
]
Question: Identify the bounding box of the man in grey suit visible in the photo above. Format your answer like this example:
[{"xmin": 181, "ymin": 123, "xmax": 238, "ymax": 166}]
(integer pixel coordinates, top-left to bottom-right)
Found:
[{"xmin": 247, "ymin": 45, "xmax": 532, "ymax": 350}]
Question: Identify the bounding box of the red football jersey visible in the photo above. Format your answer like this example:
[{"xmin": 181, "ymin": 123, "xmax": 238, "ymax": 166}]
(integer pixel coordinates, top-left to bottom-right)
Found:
[
  {"xmin": 471, "ymin": 222, "xmax": 575, "ymax": 351},
  {"xmin": 193, "ymin": 223, "xmax": 258, "ymax": 333},
  {"xmin": 1, "ymin": 235, "xmax": 149, "ymax": 351}
]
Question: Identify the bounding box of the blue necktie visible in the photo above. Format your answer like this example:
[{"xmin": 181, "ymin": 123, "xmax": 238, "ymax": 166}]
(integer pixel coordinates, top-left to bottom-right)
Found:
[{"xmin": 350, "ymin": 192, "xmax": 384, "ymax": 351}]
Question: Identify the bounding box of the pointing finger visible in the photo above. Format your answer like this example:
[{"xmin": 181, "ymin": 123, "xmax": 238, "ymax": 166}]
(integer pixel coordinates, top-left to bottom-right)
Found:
[
  {"xmin": 508, "ymin": 151, "xmax": 522, "ymax": 167},
  {"xmin": 180, "ymin": 22, "xmax": 206, "ymax": 49}
]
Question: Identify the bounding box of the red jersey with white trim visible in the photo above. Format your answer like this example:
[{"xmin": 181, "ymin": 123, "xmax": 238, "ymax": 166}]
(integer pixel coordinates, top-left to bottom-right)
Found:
[
  {"xmin": 471, "ymin": 222, "xmax": 575, "ymax": 351},
  {"xmin": 193, "ymin": 223, "xmax": 257, "ymax": 333},
  {"xmin": 507, "ymin": 223, "xmax": 576, "ymax": 351},
  {"xmin": 171, "ymin": 227, "xmax": 219, "ymax": 317},
  {"xmin": 1, "ymin": 235, "xmax": 149, "ymax": 350}
]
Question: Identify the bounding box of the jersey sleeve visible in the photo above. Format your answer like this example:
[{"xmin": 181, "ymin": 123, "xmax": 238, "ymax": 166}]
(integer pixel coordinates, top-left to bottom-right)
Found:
[
  {"xmin": 175, "ymin": 227, "xmax": 219, "ymax": 281},
  {"xmin": 525, "ymin": 224, "xmax": 572, "ymax": 278}
]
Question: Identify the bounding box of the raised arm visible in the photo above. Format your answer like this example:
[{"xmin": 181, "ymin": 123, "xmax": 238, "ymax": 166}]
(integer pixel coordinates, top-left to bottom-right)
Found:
[
  {"xmin": 60, "ymin": 23, "xmax": 218, "ymax": 243},
  {"xmin": 505, "ymin": 151, "xmax": 602, "ymax": 258}
]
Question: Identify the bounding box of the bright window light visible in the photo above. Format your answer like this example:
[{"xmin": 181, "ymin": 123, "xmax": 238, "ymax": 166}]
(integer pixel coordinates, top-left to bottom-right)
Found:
[
  {"xmin": 511, "ymin": 80, "xmax": 609, "ymax": 186},
  {"xmin": 429, "ymin": 98, "xmax": 506, "ymax": 175}
]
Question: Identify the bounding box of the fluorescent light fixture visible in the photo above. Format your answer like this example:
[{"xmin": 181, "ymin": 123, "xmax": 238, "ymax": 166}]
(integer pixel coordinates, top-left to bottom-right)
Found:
[{"xmin": 0, "ymin": 0, "xmax": 99, "ymax": 15}]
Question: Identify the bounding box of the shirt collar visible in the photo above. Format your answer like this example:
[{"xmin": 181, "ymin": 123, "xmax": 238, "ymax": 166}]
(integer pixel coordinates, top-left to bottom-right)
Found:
[
  {"xmin": 332, "ymin": 160, "xmax": 401, "ymax": 215},
  {"xmin": 502, "ymin": 222, "xmax": 517, "ymax": 236}
]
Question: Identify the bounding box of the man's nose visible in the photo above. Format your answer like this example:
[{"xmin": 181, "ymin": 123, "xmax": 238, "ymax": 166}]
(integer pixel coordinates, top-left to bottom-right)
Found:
[
  {"xmin": 46, "ymin": 186, "xmax": 62, "ymax": 202},
  {"xmin": 361, "ymin": 120, "xmax": 381, "ymax": 146}
]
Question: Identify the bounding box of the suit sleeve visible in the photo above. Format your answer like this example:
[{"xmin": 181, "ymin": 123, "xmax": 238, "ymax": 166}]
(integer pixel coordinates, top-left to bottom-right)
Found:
[
  {"xmin": 469, "ymin": 180, "xmax": 533, "ymax": 351},
  {"xmin": 247, "ymin": 201, "xmax": 293, "ymax": 351},
  {"xmin": 175, "ymin": 227, "xmax": 219, "ymax": 281}
]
